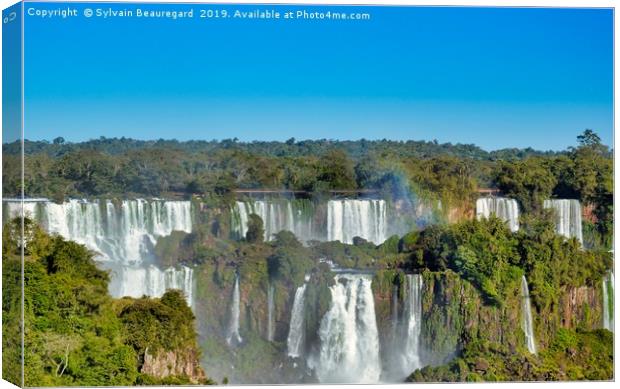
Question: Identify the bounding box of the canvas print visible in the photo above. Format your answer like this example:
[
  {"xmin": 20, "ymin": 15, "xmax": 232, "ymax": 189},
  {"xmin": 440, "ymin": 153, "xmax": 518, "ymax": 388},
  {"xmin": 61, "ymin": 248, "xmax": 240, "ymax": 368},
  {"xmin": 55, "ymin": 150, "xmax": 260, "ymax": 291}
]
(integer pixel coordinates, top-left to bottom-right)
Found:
[{"xmin": 1, "ymin": 1, "xmax": 614, "ymax": 386}]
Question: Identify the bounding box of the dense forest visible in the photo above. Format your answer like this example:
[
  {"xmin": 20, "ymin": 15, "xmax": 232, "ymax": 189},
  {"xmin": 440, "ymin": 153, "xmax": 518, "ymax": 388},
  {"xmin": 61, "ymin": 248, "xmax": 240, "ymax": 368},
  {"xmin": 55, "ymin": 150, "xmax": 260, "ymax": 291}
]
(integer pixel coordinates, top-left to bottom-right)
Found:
[
  {"xmin": 2, "ymin": 129, "xmax": 613, "ymax": 246},
  {"xmin": 2, "ymin": 219, "xmax": 212, "ymax": 386},
  {"xmin": 1, "ymin": 129, "xmax": 614, "ymax": 385}
]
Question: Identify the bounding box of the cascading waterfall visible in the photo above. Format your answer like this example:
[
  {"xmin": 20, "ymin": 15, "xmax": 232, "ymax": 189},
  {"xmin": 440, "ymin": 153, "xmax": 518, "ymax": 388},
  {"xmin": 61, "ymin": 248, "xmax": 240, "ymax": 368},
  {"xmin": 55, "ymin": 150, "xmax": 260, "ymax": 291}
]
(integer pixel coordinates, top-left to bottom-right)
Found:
[
  {"xmin": 313, "ymin": 274, "xmax": 381, "ymax": 383},
  {"xmin": 286, "ymin": 282, "xmax": 308, "ymax": 357},
  {"xmin": 232, "ymin": 198, "xmax": 389, "ymax": 244},
  {"xmin": 391, "ymin": 284, "xmax": 399, "ymax": 334},
  {"xmin": 399, "ymin": 274, "xmax": 424, "ymax": 375},
  {"xmin": 267, "ymin": 285, "xmax": 275, "ymax": 342},
  {"xmin": 227, "ymin": 275, "xmax": 243, "ymax": 345},
  {"xmin": 231, "ymin": 199, "xmax": 319, "ymax": 242},
  {"xmin": 476, "ymin": 197, "xmax": 520, "ymax": 232},
  {"xmin": 520, "ymin": 276, "xmax": 537, "ymax": 354},
  {"xmin": 602, "ymin": 272, "xmax": 614, "ymax": 332},
  {"xmin": 108, "ymin": 265, "xmax": 194, "ymax": 306},
  {"xmin": 543, "ymin": 199, "xmax": 583, "ymax": 244},
  {"xmin": 2, "ymin": 198, "xmax": 44, "ymax": 221},
  {"xmin": 2, "ymin": 199, "xmax": 194, "ymax": 302},
  {"xmin": 327, "ymin": 199, "xmax": 387, "ymax": 244}
]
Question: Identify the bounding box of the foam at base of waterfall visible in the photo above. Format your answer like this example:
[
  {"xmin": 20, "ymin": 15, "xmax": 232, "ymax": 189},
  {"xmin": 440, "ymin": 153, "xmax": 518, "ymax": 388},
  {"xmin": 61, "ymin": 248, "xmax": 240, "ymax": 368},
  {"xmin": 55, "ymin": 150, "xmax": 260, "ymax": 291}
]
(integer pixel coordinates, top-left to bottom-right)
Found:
[
  {"xmin": 313, "ymin": 274, "xmax": 381, "ymax": 383},
  {"xmin": 521, "ymin": 276, "xmax": 537, "ymax": 354},
  {"xmin": 543, "ymin": 199, "xmax": 583, "ymax": 244},
  {"xmin": 476, "ymin": 197, "xmax": 520, "ymax": 232},
  {"xmin": 287, "ymin": 283, "xmax": 307, "ymax": 357}
]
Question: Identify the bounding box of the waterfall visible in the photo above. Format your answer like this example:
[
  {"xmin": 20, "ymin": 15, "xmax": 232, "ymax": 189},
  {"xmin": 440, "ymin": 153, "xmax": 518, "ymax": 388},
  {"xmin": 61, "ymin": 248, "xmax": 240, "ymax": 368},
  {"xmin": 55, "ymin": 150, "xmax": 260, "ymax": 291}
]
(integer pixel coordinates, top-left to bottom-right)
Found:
[
  {"xmin": 267, "ymin": 285, "xmax": 275, "ymax": 341},
  {"xmin": 287, "ymin": 283, "xmax": 308, "ymax": 357},
  {"xmin": 231, "ymin": 198, "xmax": 389, "ymax": 245},
  {"xmin": 227, "ymin": 275, "xmax": 243, "ymax": 345},
  {"xmin": 313, "ymin": 274, "xmax": 381, "ymax": 383},
  {"xmin": 2, "ymin": 199, "xmax": 195, "ymax": 303},
  {"xmin": 231, "ymin": 199, "xmax": 319, "ymax": 242},
  {"xmin": 543, "ymin": 199, "xmax": 583, "ymax": 244},
  {"xmin": 108, "ymin": 265, "xmax": 194, "ymax": 306},
  {"xmin": 520, "ymin": 276, "xmax": 537, "ymax": 354},
  {"xmin": 4, "ymin": 198, "xmax": 192, "ymax": 264},
  {"xmin": 391, "ymin": 284, "xmax": 399, "ymax": 334},
  {"xmin": 2, "ymin": 198, "xmax": 44, "ymax": 221},
  {"xmin": 476, "ymin": 197, "xmax": 519, "ymax": 232},
  {"xmin": 327, "ymin": 199, "xmax": 387, "ymax": 244},
  {"xmin": 603, "ymin": 272, "xmax": 614, "ymax": 332},
  {"xmin": 399, "ymin": 274, "xmax": 424, "ymax": 374}
]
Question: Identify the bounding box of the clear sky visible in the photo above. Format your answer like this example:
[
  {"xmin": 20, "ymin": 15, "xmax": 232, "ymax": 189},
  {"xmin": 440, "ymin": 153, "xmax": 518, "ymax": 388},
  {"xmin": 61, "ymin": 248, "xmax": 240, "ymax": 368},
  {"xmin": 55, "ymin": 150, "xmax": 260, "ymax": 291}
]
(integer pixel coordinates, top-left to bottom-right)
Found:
[{"xmin": 21, "ymin": 2, "xmax": 613, "ymax": 151}]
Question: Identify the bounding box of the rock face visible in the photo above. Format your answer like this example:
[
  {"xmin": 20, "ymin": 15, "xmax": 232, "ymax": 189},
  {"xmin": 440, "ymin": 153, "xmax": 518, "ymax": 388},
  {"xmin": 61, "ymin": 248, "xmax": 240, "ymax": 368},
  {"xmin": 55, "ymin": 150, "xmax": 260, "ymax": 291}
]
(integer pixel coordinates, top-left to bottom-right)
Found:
[
  {"xmin": 374, "ymin": 269, "xmax": 607, "ymax": 371},
  {"xmin": 192, "ymin": 260, "xmax": 605, "ymax": 383},
  {"xmin": 419, "ymin": 270, "xmax": 522, "ymax": 365},
  {"xmin": 141, "ymin": 348, "xmax": 206, "ymax": 383},
  {"xmin": 560, "ymin": 286, "xmax": 601, "ymax": 329}
]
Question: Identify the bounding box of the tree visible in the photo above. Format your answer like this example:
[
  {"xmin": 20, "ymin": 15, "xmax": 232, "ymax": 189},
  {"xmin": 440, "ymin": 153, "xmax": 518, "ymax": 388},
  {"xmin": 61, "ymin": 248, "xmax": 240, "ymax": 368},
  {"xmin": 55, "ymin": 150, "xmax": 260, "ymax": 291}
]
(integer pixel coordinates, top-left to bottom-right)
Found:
[
  {"xmin": 53, "ymin": 137, "xmax": 65, "ymax": 145},
  {"xmin": 245, "ymin": 214, "xmax": 264, "ymax": 243},
  {"xmin": 577, "ymin": 129, "xmax": 602, "ymax": 148},
  {"xmin": 317, "ymin": 149, "xmax": 357, "ymax": 190},
  {"xmin": 495, "ymin": 157, "xmax": 557, "ymax": 213}
]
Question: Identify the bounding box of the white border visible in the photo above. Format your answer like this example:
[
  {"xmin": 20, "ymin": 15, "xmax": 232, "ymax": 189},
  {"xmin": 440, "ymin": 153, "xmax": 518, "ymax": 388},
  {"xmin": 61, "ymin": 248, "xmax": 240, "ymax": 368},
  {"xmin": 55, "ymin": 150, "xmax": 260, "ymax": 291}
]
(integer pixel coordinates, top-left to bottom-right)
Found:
[{"xmin": 0, "ymin": 1, "xmax": 617, "ymax": 389}]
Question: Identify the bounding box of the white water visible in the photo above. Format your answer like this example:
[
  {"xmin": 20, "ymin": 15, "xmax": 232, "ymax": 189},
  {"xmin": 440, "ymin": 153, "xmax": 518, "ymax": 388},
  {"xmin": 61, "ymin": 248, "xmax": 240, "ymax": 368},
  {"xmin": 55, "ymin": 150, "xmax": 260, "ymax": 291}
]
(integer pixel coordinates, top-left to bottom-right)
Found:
[
  {"xmin": 287, "ymin": 283, "xmax": 308, "ymax": 357},
  {"xmin": 476, "ymin": 197, "xmax": 520, "ymax": 232},
  {"xmin": 327, "ymin": 199, "xmax": 387, "ymax": 244},
  {"xmin": 313, "ymin": 274, "xmax": 381, "ymax": 383},
  {"xmin": 227, "ymin": 275, "xmax": 243, "ymax": 345},
  {"xmin": 232, "ymin": 199, "xmax": 389, "ymax": 245},
  {"xmin": 603, "ymin": 272, "xmax": 614, "ymax": 332},
  {"xmin": 108, "ymin": 265, "xmax": 194, "ymax": 306},
  {"xmin": 520, "ymin": 276, "xmax": 537, "ymax": 354},
  {"xmin": 267, "ymin": 285, "xmax": 275, "ymax": 341},
  {"xmin": 391, "ymin": 284, "xmax": 399, "ymax": 334},
  {"xmin": 232, "ymin": 200, "xmax": 319, "ymax": 242},
  {"xmin": 399, "ymin": 274, "xmax": 424, "ymax": 375},
  {"xmin": 543, "ymin": 199, "xmax": 583, "ymax": 244},
  {"xmin": 3, "ymin": 199, "xmax": 194, "ymax": 302}
]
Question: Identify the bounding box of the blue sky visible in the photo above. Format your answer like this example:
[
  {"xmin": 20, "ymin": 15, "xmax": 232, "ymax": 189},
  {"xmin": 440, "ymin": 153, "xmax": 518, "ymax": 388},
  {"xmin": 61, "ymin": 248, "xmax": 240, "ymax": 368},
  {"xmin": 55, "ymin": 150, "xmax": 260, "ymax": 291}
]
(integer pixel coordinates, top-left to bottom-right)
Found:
[{"xmin": 21, "ymin": 2, "xmax": 613, "ymax": 150}]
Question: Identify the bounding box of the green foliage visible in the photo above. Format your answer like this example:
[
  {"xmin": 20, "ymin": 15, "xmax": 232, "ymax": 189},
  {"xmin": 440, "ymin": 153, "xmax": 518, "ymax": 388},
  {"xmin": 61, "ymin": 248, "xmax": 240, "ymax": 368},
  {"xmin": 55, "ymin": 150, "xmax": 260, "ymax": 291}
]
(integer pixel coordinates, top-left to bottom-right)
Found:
[
  {"xmin": 407, "ymin": 216, "xmax": 609, "ymax": 308},
  {"xmin": 495, "ymin": 157, "xmax": 557, "ymax": 213},
  {"xmin": 2, "ymin": 220, "xmax": 210, "ymax": 386},
  {"xmin": 316, "ymin": 149, "xmax": 357, "ymax": 190},
  {"xmin": 408, "ymin": 329, "xmax": 613, "ymax": 382},
  {"xmin": 410, "ymin": 217, "xmax": 521, "ymax": 306},
  {"xmin": 309, "ymin": 239, "xmax": 380, "ymax": 269},
  {"xmin": 514, "ymin": 215, "xmax": 610, "ymax": 312},
  {"xmin": 118, "ymin": 290, "xmax": 196, "ymax": 358},
  {"xmin": 246, "ymin": 213, "xmax": 265, "ymax": 243},
  {"xmin": 268, "ymin": 231, "xmax": 314, "ymax": 286}
]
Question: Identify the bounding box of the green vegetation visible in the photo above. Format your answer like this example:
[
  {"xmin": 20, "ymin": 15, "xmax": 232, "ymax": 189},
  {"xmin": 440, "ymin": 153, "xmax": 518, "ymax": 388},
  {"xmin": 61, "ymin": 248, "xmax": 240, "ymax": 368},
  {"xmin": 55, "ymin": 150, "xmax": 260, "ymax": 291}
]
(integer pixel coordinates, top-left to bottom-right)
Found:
[
  {"xmin": 3, "ymin": 130, "xmax": 611, "ymax": 247},
  {"xmin": 1, "ymin": 130, "xmax": 613, "ymax": 384},
  {"xmin": 246, "ymin": 213, "xmax": 265, "ymax": 243},
  {"xmin": 1, "ymin": 219, "xmax": 212, "ymax": 386},
  {"xmin": 408, "ymin": 328, "xmax": 613, "ymax": 382},
  {"xmin": 401, "ymin": 215, "xmax": 610, "ymax": 308}
]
